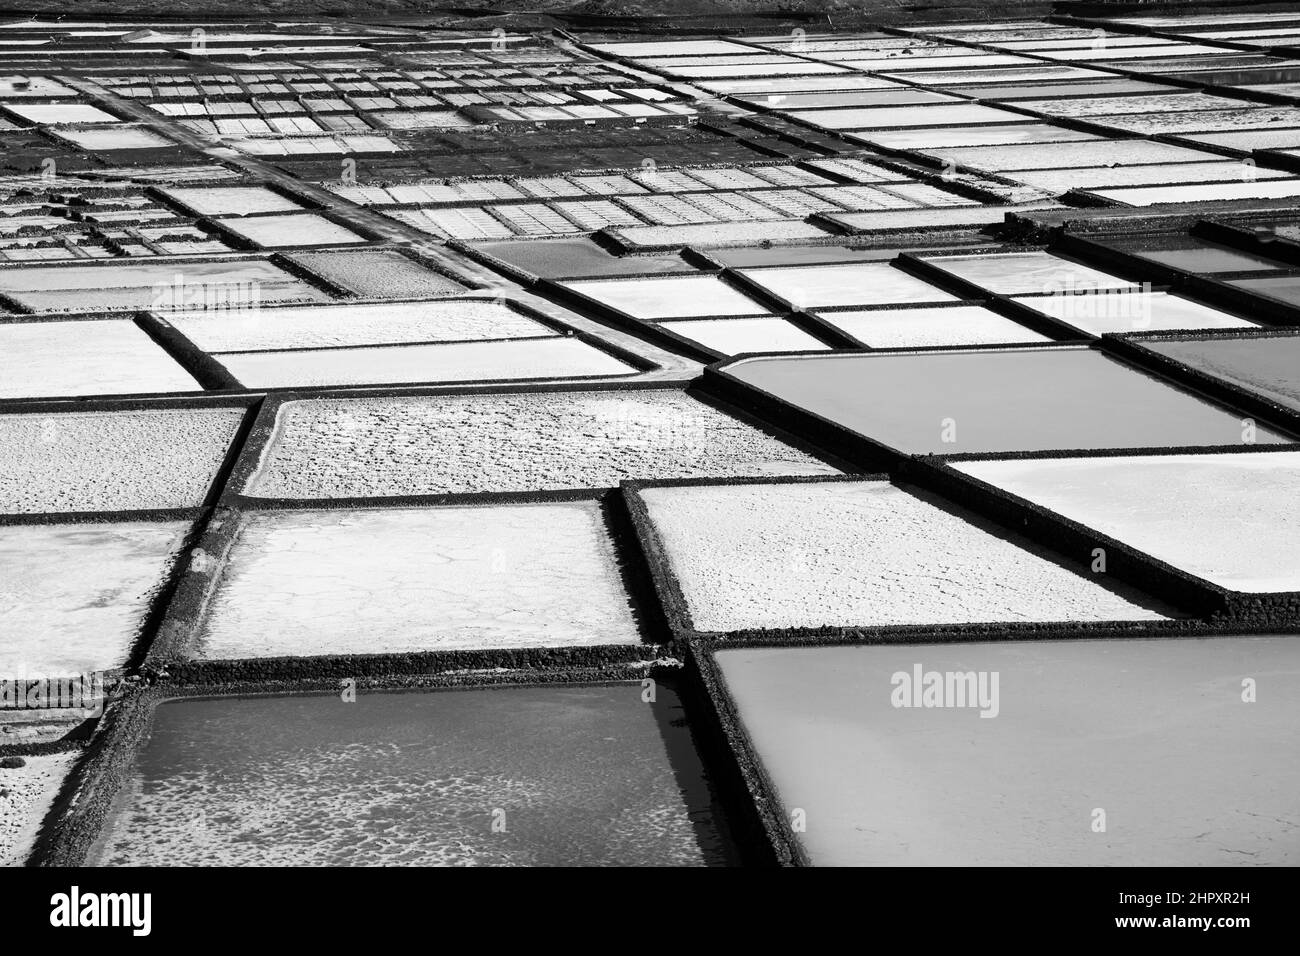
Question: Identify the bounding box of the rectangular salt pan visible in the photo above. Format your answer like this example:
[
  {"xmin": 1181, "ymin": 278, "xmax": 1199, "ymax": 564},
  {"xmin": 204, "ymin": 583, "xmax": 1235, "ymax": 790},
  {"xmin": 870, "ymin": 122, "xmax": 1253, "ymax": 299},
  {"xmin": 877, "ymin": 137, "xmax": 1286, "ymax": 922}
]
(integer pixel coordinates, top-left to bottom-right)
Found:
[
  {"xmin": 88, "ymin": 684, "xmax": 735, "ymax": 866},
  {"xmin": 166, "ymin": 300, "xmax": 554, "ymax": 352},
  {"xmin": 196, "ymin": 503, "xmax": 640, "ymax": 658},
  {"xmin": 0, "ymin": 319, "xmax": 199, "ymax": 398},
  {"xmin": 0, "ymin": 753, "xmax": 79, "ymax": 867},
  {"xmin": 923, "ymin": 252, "xmax": 1136, "ymax": 295},
  {"xmin": 716, "ymin": 638, "xmax": 1300, "ymax": 865},
  {"xmin": 217, "ymin": 213, "xmax": 366, "ymax": 248},
  {"xmin": 641, "ymin": 480, "xmax": 1169, "ymax": 631},
  {"xmin": 562, "ymin": 275, "xmax": 770, "ymax": 319},
  {"xmin": 0, "ymin": 406, "xmax": 245, "ymax": 514},
  {"xmin": 741, "ymin": 263, "xmax": 957, "ymax": 309},
  {"xmin": 0, "ymin": 519, "xmax": 189, "ymax": 676},
  {"xmin": 286, "ymin": 250, "xmax": 464, "ymax": 298},
  {"xmin": 957, "ymin": 452, "xmax": 1300, "ymax": 592},
  {"xmin": 215, "ymin": 338, "xmax": 636, "ymax": 388},
  {"xmin": 0, "ymin": 260, "xmax": 330, "ymax": 311},
  {"xmin": 243, "ymin": 391, "xmax": 838, "ymax": 499},
  {"xmin": 1010, "ymin": 291, "xmax": 1256, "ymax": 336},
  {"xmin": 816, "ymin": 305, "xmax": 1051, "ymax": 348},
  {"xmin": 158, "ymin": 185, "xmax": 304, "ymax": 216},
  {"xmin": 658, "ymin": 317, "xmax": 829, "ymax": 355},
  {"xmin": 1142, "ymin": 334, "xmax": 1300, "ymax": 414},
  {"xmin": 723, "ymin": 347, "xmax": 1291, "ymax": 454}
]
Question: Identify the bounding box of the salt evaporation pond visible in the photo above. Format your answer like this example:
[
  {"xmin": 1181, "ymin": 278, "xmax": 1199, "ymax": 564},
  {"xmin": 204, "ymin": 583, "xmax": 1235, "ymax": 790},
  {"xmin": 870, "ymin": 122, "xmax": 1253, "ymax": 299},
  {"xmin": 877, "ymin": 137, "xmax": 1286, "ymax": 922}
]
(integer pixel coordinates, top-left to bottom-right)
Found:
[
  {"xmin": 474, "ymin": 238, "xmax": 695, "ymax": 279},
  {"xmin": 0, "ymin": 319, "xmax": 199, "ymax": 398},
  {"xmin": 1106, "ymin": 238, "xmax": 1285, "ymax": 274},
  {"xmin": 740, "ymin": 263, "xmax": 957, "ymax": 309},
  {"xmin": 1142, "ymin": 333, "xmax": 1300, "ymax": 414},
  {"xmin": 0, "ymin": 753, "xmax": 79, "ymax": 867},
  {"xmin": 640, "ymin": 480, "xmax": 1170, "ymax": 631},
  {"xmin": 716, "ymin": 638, "xmax": 1300, "ymax": 865},
  {"xmin": 723, "ymin": 347, "xmax": 1290, "ymax": 454},
  {"xmin": 217, "ymin": 213, "xmax": 366, "ymax": 249},
  {"xmin": 88, "ymin": 683, "xmax": 738, "ymax": 866},
  {"xmin": 0, "ymin": 407, "xmax": 244, "ymax": 513},
  {"xmin": 166, "ymin": 300, "xmax": 554, "ymax": 351},
  {"xmin": 658, "ymin": 317, "xmax": 828, "ymax": 354},
  {"xmin": 957, "ymin": 452, "xmax": 1300, "ymax": 592},
  {"xmin": 1009, "ymin": 291, "xmax": 1257, "ymax": 336},
  {"xmin": 158, "ymin": 185, "xmax": 304, "ymax": 216},
  {"xmin": 214, "ymin": 337, "xmax": 635, "ymax": 388},
  {"xmin": 815, "ymin": 305, "xmax": 1051, "ymax": 347},
  {"xmin": 286, "ymin": 250, "xmax": 466, "ymax": 298},
  {"xmin": 196, "ymin": 503, "xmax": 640, "ymax": 658},
  {"xmin": 55, "ymin": 127, "xmax": 175, "ymax": 151},
  {"xmin": 922, "ymin": 251, "xmax": 1136, "ymax": 295},
  {"xmin": 0, "ymin": 520, "xmax": 189, "ymax": 676},
  {"xmin": 243, "ymin": 391, "xmax": 838, "ymax": 498},
  {"xmin": 0, "ymin": 260, "xmax": 329, "ymax": 311},
  {"xmin": 562, "ymin": 275, "xmax": 770, "ymax": 319}
]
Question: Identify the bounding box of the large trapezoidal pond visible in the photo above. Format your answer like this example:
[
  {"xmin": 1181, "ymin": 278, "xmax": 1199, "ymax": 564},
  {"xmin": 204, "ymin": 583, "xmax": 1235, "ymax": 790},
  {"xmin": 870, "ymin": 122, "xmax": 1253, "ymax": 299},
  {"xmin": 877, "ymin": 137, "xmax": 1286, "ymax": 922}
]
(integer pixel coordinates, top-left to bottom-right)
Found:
[
  {"xmin": 89, "ymin": 683, "xmax": 738, "ymax": 866},
  {"xmin": 722, "ymin": 347, "xmax": 1292, "ymax": 454},
  {"xmin": 717, "ymin": 637, "xmax": 1300, "ymax": 866}
]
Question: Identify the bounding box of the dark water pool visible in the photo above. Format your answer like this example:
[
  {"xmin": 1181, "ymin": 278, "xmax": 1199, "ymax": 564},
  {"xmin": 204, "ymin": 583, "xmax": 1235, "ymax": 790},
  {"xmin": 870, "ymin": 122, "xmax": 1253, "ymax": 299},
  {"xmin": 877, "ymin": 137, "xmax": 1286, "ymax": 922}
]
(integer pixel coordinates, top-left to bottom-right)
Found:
[{"xmin": 89, "ymin": 682, "xmax": 738, "ymax": 867}]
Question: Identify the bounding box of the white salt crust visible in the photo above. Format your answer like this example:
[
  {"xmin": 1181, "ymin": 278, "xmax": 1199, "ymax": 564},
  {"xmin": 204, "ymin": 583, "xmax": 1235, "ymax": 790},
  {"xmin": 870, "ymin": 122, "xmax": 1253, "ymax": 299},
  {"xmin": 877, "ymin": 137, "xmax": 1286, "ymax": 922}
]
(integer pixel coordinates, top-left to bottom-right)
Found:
[
  {"xmin": 956, "ymin": 452, "xmax": 1300, "ymax": 592},
  {"xmin": 0, "ymin": 320, "xmax": 199, "ymax": 398},
  {"xmin": 0, "ymin": 407, "xmax": 245, "ymax": 513},
  {"xmin": 167, "ymin": 300, "xmax": 552, "ymax": 352},
  {"xmin": 640, "ymin": 480, "xmax": 1171, "ymax": 630},
  {"xmin": 196, "ymin": 503, "xmax": 641, "ymax": 658},
  {"xmin": 0, "ymin": 753, "xmax": 79, "ymax": 867},
  {"xmin": 244, "ymin": 391, "xmax": 838, "ymax": 498},
  {"xmin": 0, "ymin": 520, "xmax": 190, "ymax": 675},
  {"xmin": 215, "ymin": 338, "xmax": 635, "ymax": 388}
]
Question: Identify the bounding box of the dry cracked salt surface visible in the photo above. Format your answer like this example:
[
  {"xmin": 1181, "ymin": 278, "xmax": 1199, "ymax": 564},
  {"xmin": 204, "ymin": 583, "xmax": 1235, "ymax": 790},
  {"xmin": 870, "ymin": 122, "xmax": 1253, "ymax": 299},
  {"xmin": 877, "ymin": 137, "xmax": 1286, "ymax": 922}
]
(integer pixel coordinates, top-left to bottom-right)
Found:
[
  {"xmin": 243, "ymin": 391, "xmax": 838, "ymax": 499},
  {"xmin": 956, "ymin": 452, "xmax": 1300, "ymax": 593},
  {"xmin": 0, "ymin": 520, "xmax": 189, "ymax": 676},
  {"xmin": 87, "ymin": 684, "xmax": 737, "ymax": 866},
  {"xmin": 195, "ymin": 503, "xmax": 640, "ymax": 658},
  {"xmin": 167, "ymin": 300, "xmax": 553, "ymax": 352},
  {"xmin": 0, "ymin": 407, "xmax": 245, "ymax": 514},
  {"xmin": 716, "ymin": 638, "xmax": 1300, "ymax": 866},
  {"xmin": 286, "ymin": 250, "xmax": 466, "ymax": 298},
  {"xmin": 639, "ymin": 481, "xmax": 1171, "ymax": 631},
  {"xmin": 0, "ymin": 752, "xmax": 79, "ymax": 867},
  {"xmin": 0, "ymin": 319, "xmax": 200, "ymax": 398}
]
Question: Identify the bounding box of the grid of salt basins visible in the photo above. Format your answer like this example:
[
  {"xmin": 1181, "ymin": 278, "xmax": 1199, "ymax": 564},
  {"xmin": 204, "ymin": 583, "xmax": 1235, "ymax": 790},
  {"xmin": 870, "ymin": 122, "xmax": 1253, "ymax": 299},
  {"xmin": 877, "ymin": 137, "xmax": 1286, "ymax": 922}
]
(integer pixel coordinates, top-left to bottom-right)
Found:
[{"xmin": 1, "ymin": 11, "xmax": 1299, "ymax": 868}]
